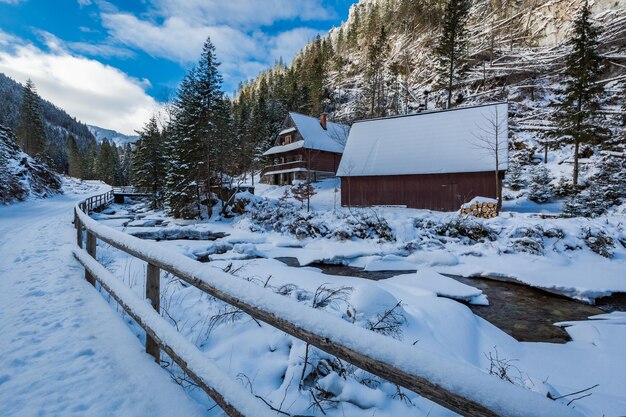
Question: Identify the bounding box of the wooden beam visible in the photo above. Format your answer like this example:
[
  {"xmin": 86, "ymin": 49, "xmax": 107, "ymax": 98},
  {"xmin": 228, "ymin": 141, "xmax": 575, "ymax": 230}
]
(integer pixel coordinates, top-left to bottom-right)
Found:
[
  {"xmin": 73, "ymin": 249, "xmax": 273, "ymax": 417},
  {"xmin": 145, "ymin": 263, "xmax": 160, "ymax": 362}
]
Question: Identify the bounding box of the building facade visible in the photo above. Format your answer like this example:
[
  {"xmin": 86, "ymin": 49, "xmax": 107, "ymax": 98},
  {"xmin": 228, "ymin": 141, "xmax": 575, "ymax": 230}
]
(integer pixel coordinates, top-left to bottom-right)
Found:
[
  {"xmin": 261, "ymin": 112, "xmax": 350, "ymax": 185},
  {"xmin": 337, "ymin": 103, "xmax": 509, "ymax": 211}
]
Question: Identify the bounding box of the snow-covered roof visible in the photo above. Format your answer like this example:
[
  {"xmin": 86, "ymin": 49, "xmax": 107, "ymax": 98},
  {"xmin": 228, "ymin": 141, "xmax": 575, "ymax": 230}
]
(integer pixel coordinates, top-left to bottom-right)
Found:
[
  {"xmin": 337, "ymin": 103, "xmax": 509, "ymax": 177},
  {"xmin": 278, "ymin": 127, "xmax": 297, "ymax": 136},
  {"xmin": 263, "ymin": 141, "xmax": 304, "ymax": 156}
]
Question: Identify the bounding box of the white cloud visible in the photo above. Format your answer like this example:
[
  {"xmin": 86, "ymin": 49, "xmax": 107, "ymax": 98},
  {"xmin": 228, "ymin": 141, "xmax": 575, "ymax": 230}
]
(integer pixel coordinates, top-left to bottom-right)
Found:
[
  {"xmin": 100, "ymin": 11, "xmax": 321, "ymax": 89},
  {"xmin": 267, "ymin": 28, "xmax": 321, "ymax": 63},
  {"xmin": 0, "ymin": 40, "xmax": 158, "ymax": 134},
  {"xmin": 147, "ymin": 0, "xmax": 335, "ymax": 27},
  {"xmin": 101, "ymin": 13, "xmax": 259, "ymax": 64}
]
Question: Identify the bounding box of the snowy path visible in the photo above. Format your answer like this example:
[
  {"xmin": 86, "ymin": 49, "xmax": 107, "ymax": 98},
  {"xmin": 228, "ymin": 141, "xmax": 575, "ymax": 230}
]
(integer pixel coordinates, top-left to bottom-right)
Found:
[{"xmin": 0, "ymin": 192, "xmax": 206, "ymax": 417}]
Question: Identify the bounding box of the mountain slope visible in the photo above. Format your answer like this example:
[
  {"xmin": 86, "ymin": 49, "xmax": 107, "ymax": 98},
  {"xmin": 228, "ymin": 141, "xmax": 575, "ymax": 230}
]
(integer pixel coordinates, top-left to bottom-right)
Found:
[
  {"xmin": 0, "ymin": 72, "xmax": 97, "ymax": 170},
  {"xmin": 0, "ymin": 124, "xmax": 61, "ymax": 203},
  {"xmin": 88, "ymin": 125, "xmax": 138, "ymax": 147}
]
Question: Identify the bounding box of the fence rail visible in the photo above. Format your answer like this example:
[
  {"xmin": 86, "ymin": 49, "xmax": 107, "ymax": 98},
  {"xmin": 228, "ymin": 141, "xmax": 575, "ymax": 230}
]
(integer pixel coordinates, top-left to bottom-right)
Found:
[
  {"xmin": 73, "ymin": 190, "xmax": 581, "ymax": 417},
  {"xmin": 112, "ymin": 186, "xmax": 152, "ymax": 195}
]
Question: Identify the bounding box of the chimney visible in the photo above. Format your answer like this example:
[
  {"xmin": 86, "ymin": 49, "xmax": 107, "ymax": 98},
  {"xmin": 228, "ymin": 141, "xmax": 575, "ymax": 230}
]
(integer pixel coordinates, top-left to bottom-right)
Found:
[{"xmin": 320, "ymin": 113, "xmax": 327, "ymax": 130}]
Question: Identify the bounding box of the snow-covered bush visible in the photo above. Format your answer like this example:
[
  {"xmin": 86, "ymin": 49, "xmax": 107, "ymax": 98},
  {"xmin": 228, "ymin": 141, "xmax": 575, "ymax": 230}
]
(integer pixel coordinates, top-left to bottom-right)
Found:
[
  {"xmin": 505, "ymin": 226, "xmax": 545, "ymax": 255},
  {"xmin": 553, "ymin": 176, "xmax": 576, "ymax": 198},
  {"xmin": 563, "ymin": 157, "xmax": 625, "ymax": 217},
  {"xmin": 582, "ymin": 227, "xmax": 615, "ymax": 258},
  {"xmin": 562, "ymin": 183, "xmax": 610, "ymax": 218},
  {"xmin": 248, "ymin": 199, "xmax": 394, "ymax": 241},
  {"xmin": 528, "ymin": 165, "xmax": 554, "ymax": 203},
  {"xmin": 415, "ymin": 217, "xmax": 498, "ymax": 245}
]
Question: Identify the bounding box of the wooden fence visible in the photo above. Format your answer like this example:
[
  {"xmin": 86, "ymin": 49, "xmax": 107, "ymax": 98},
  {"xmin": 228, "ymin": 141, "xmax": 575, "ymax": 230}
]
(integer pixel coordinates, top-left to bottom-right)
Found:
[{"xmin": 73, "ymin": 190, "xmax": 581, "ymax": 417}]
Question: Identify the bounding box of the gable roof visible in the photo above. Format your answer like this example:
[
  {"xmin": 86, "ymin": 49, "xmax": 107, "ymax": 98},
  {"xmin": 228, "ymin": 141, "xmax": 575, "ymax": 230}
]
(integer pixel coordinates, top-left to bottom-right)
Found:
[
  {"xmin": 263, "ymin": 112, "xmax": 350, "ymax": 156},
  {"xmin": 336, "ymin": 103, "xmax": 509, "ymax": 177}
]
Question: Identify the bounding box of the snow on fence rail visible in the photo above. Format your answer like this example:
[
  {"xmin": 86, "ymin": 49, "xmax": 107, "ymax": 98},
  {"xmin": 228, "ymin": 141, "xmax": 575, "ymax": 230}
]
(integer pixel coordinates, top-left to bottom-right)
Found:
[{"xmin": 73, "ymin": 191, "xmax": 582, "ymax": 417}]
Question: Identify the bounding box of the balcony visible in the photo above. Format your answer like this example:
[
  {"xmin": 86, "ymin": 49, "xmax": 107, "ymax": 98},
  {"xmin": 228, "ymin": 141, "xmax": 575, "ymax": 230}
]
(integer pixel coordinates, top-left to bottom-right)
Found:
[{"xmin": 261, "ymin": 160, "xmax": 307, "ymax": 176}]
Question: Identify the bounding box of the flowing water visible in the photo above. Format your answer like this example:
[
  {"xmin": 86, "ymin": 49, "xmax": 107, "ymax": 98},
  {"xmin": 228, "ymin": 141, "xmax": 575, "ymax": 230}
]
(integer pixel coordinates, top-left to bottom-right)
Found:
[{"xmin": 275, "ymin": 257, "xmax": 625, "ymax": 343}]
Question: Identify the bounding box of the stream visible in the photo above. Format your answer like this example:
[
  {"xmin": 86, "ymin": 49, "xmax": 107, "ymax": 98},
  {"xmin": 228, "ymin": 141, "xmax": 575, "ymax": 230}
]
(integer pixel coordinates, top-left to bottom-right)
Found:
[{"xmin": 275, "ymin": 257, "xmax": 626, "ymax": 344}]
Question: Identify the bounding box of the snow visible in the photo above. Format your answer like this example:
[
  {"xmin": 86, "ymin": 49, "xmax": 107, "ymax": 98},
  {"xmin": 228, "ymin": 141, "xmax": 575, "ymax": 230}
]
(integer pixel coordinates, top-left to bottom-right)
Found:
[
  {"xmin": 0, "ymin": 183, "xmax": 205, "ymax": 417},
  {"xmin": 461, "ymin": 196, "xmax": 499, "ymax": 208},
  {"xmin": 72, "ymin": 248, "xmax": 277, "ymax": 417},
  {"xmin": 337, "ymin": 102, "xmax": 509, "ymax": 176},
  {"xmin": 263, "ymin": 113, "xmax": 349, "ymax": 156},
  {"xmin": 76, "ymin": 201, "xmax": 580, "ymax": 417},
  {"xmin": 262, "ymin": 140, "xmax": 305, "ymax": 156},
  {"xmin": 89, "ymin": 189, "xmax": 626, "ymax": 416},
  {"xmin": 386, "ymin": 270, "xmax": 488, "ymax": 304},
  {"xmin": 278, "ymin": 126, "xmax": 297, "ymax": 136},
  {"xmin": 88, "ymin": 125, "xmax": 138, "ymax": 146},
  {"xmin": 289, "ymin": 112, "xmax": 349, "ymax": 153}
]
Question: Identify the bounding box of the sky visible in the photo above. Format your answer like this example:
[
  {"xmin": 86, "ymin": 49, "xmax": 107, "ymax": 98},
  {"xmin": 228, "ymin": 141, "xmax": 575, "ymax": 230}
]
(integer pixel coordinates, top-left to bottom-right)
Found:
[{"xmin": 0, "ymin": 0, "xmax": 355, "ymax": 134}]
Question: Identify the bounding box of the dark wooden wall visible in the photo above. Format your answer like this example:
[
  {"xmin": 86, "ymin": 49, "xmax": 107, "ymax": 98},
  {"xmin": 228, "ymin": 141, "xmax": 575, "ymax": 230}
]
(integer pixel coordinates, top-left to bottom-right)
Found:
[
  {"xmin": 307, "ymin": 150, "xmax": 342, "ymax": 173},
  {"xmin": 340, "ymin": 171, "xmax": 505, "ymax": 211}
]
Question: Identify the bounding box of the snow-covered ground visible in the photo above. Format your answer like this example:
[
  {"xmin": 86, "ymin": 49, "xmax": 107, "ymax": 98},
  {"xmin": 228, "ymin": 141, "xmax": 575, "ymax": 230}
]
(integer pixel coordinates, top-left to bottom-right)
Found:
[
  {"xmin": 0, "ymin": 180, "xmax": 206, "ymax": 417},
  {"xmin": 89, "ymin": 178, "xmax": 626, "ymax": 417}
]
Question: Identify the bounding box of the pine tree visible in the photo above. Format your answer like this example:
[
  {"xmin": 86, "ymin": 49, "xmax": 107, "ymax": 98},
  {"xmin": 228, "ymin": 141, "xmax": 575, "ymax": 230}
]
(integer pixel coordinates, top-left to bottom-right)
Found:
[
  {"xmin": 66, "ymin": 134, "xmax": 84, "ymax": 178},
  {"xmin": 528, "ymin": 165, "xmax": 554, "ymax": 203},
  {"xmin": 558, "ymin": 0, "xmax": 606, "ymax": 186},
  {"xmin": 16, "ymin": 79, "xmax": 47, "ymax": 158},
  {"xmin": 435, "ymin": 0, "xmax": 471, "ymax": 108}
]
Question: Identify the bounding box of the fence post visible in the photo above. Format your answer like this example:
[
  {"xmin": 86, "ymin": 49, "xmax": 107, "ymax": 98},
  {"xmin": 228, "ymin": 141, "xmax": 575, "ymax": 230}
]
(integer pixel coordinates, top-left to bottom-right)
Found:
[
  {"xmin": 76, "ymin": 209, "xmax": 83, "ymax": 249},
  {"xmin": 85, "ymin": 231, "xmax": 96, "ymax": 286},
  {"xmin": 145, "ymin": 263, "xmax": 161, "ymax": 362}
]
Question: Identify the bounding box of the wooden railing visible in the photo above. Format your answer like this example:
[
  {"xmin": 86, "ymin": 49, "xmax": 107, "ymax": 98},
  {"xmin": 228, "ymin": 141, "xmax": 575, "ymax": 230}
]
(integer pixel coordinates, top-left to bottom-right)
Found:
[
  {"xmin": 72, "ymin": 190, "xmax": 581, "ymax": 417},
  {"xmin": 261, "ymin": 160, "xmax": 306, "ymax": 176},
  {"xmin": 112, "ymin": 186, "xmax": 152, "ymax": 195}
]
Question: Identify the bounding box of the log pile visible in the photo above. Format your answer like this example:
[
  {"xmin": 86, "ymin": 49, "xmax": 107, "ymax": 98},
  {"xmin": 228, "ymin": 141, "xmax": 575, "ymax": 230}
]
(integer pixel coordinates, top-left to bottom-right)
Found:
[{"xmin": 460, "ymin": 198, "xmax": 499, "ymax": 218}]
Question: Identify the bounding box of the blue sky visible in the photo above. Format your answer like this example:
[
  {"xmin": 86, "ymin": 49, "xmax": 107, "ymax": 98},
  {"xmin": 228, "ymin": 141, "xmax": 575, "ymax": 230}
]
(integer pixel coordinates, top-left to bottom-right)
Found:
[{"xmin": 0, "ymin": 0, "xmax": 354, "ymax": 133}]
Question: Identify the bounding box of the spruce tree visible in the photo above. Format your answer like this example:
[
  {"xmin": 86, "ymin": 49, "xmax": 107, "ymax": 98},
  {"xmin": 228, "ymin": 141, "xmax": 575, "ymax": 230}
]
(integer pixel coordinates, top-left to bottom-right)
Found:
[
  {"xmin": 132, "ymin": 115, "xmax": 166, "ymax": 208},
  {"xmin": 435, "ymin": 0, "xmax": 471, "ymax": 108},
  {"xmin": 95, "ymin": 140, "xmax": 117, "ymax": 185},
  {"xmin": 66, "ymin": 135, "xmax": 84, "ymax": 178},
  {"xmin": 164, "ymin": 36, "xmax": 227, "ymax": 218},
  {"xmin": 16, "ymin": 79, "xmax": 47, "ymax": 158},
  {"xmin": 558, "ymin": 0, "xmax": 606, "ymax": 186},
  {"xmin": 504, "ymin": 159, "xmax": 525, "ymax": 191},
  {"xmin": 528, "ymin": 165, "xmax": 554, "ymax": 203},
  {"xmin": 165, "ymin": 69, "xmax": 204, "ymax": 218}
]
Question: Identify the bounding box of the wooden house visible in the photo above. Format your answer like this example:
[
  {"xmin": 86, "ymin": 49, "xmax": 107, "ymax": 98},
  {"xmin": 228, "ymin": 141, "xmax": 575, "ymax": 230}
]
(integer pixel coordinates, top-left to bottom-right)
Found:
[
  {"xmin": 261, "ymin": 112, "xmax": 350, "ymax": 185},
  {"xmin": 337, "ymin": 103, "xmax": 509, "ymax": 211}
]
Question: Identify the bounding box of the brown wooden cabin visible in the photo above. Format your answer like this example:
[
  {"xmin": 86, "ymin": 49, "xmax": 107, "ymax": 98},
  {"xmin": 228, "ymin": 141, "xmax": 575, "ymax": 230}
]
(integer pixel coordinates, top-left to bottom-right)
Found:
[
  {"xmin": 337, "ymin": 103, "xmax": 509, "ymax": 211},
  {"xmin": 261, "ymin": 112, "xmax": 350, "ymax": 185}
]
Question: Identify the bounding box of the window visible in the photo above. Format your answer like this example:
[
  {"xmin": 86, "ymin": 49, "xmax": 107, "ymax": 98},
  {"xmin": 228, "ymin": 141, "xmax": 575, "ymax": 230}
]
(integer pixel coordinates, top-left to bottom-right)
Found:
[{"xmin": 283, "ymin": 134, "xmax": 292, "ymax": 145}]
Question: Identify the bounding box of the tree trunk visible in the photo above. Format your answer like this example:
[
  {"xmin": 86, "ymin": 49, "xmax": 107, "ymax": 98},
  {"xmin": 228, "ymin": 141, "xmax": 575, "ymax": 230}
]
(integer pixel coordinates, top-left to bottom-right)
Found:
[
  {"xmin": 447, "ymin": 55, "xmax": 454, "ymax": 109},
  {"xmin": 573, "ymin": 139, "xmax": 580, "ymax": 186}
]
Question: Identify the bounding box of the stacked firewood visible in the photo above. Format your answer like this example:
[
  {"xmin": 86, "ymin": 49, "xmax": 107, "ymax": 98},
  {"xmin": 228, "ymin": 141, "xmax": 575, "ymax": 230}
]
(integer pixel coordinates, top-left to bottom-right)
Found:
[{"xmin": 460, "ymin": 198, "xmax": 499, "ymax": 218}]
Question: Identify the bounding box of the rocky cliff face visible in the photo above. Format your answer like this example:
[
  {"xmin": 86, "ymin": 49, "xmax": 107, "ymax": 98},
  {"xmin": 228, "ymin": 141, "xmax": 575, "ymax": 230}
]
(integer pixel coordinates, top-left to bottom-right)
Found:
[
  {"xmin": 321, "ymin": 0, "xmax": 625, "ymax": 117},
  {"xmin": 0, "ymin": 124, "xmax": 62, "ymax": 204}
]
